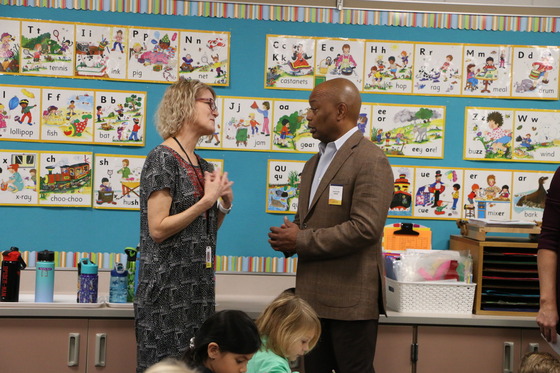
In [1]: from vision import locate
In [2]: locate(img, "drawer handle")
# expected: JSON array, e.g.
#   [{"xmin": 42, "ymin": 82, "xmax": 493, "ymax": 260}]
[
  {"xmin": 67, "ymin": 333, "xmax": 80, "ymax": 366},
  {"xmin": 503, "ymin": 341, "xmax": 514, "ymax": 373},
  {"xmin": 95, "ymin": 333, "xmax": 107, "ymax": 367}
]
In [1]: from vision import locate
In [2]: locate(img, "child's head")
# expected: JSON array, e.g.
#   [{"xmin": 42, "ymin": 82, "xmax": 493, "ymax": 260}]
[
  {"xmin": 122, "ymin": 159, "xmax": 129, "ymax": 166},
  {"xmin": 145, "ymin": 358, "xmax": 196, "ymax": 373},
  {"xmin": 502, "ymin": 185, "xmax": 509, "ymax": 191},
  {"xmin": 487, "ymin": 111, "xmax": 504, "ymax": 127},
  {"xmin": 388, "ymin": 56, "xmax": 395, "ymax": 63},
  {"xmin": 446, "ymin": 55, "xmax": 453, "ymax": 61},
  {"xmin": 342, "ymin": 44, "xmax": 351, "ymax": 53},
  {"xmin": 256, "ymin": 289, "xmax": 321, "ymax": 362},
  {"xmin": 467, "ymin": 63, "xmax": 476, "ymax": 72},
  {"xmin": 519, "ymin": 351, "xmax": 560, "ymax": 373},
  {"xmin": 453, "ymin": 183, "xmax": 460, "ymax": 191},
  {"xmin": 262, "ymin": 101, "xmax": 270, "ymax": 110},
  {"xmin": 182, "ymin": 310, "xmax": 261, "ymax": 373},
  {"xmin": 486, "ymin": 56, "xmax": 494, "ymax": 64}
]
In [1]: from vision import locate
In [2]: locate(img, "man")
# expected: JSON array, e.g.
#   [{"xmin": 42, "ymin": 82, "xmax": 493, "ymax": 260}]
[{"xmin": 268, "ymin": 78, "xmax": 393, "ymax": 373}]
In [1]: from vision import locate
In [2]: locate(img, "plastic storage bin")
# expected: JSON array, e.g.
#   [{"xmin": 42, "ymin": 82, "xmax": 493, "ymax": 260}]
[{"xmin": 385, "ymin": 277, "xmax": 476, "ymax": 314}]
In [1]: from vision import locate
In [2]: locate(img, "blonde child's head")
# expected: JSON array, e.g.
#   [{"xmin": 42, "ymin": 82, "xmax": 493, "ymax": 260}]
[
  {"xmin": 145, "ymin": 358, "xmax": 196, "ymax": 373},
  {"xmin": 520, "ymin": 351, "xmax": 560, "ymax": 373},
  {"xmin": 256, "ymin": 288, "xmax": 321, "ymax": 362}
]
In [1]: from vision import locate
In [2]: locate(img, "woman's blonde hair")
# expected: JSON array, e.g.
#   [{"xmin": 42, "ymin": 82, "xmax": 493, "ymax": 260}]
[
  {"xmin": 155, "ymin": 78, "xmax": 215, "ymax": 139},
  {"xmin": 520, "ymin": 352, "xmax": 560, "ymax": 373},
  {"xmin": 256, "ymin": 289, "xmax": 321, "ymax": 358},
  {"xmin": 145, "ymin": 358, "xmax": 197, "ymax": 373}
]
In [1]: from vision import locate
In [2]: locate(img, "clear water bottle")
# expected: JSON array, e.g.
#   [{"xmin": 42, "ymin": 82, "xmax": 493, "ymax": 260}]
[
  {"xmin": 35, "ymin": 250, "xmax": 55, "ymax": 302},
  {"xmin": 109, "ymin": 262, "xmax": 128, "ymax": 303},
  {"xmin": 78, "ymin": 258, "xmax": 98, "ymax": 303}
]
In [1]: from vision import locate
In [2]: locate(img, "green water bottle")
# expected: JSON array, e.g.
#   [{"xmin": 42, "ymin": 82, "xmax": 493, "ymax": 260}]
[{"xmin": 124, "ymin": 246, "xmax": 138, "ymax": 302}]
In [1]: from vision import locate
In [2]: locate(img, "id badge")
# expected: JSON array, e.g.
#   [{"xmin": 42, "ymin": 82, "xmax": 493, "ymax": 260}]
[
  {"xmin": 206, "ymin": 246, "xmax": 213, "ymax": 268},
  {"xmin": 328, "ymin": 184, "xmax": 343, "ymax": 205}
]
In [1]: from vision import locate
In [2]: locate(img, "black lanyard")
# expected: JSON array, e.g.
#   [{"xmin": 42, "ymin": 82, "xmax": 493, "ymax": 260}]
[{"xmin": 172, "ymin": 136, "xmax": 204, "ymax": 191}]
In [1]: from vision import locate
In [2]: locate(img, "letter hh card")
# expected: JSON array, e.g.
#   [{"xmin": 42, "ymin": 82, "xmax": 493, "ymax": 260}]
[{"xmin": 363, "ymin": 41, "xmax": 414, "ymax": 94}]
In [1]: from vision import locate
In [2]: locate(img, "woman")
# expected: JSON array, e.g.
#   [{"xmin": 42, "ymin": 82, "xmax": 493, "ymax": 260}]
[
  {"xmin": 537, "ymin": 167, "xmax": 560, "ymax": 344},
  {"xmin": 135, "ymin": 78, "xmax": 234, "ymax": 372}
]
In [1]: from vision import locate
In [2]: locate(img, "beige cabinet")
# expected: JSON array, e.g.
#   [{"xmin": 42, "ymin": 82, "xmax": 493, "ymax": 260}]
[
  {"xmin": 375, "ymin": 325, "xmax": 415, "ymax": 373},
  {"xmin": 0, "ymin": 318, "xmax": 136, "ymax": 373}
]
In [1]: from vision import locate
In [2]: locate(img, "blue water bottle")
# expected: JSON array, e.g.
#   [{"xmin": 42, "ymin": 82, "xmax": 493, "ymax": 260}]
[
  {"xmin": 109, "ymin": 262, "xmax": 128, "ymax": 303},
  {"xmin": 78, "ymin": 258, "xmax": 98, "ymax": 303},
  {"xmin": 35, "ymin": 250, "xmax": 55, "ymax": 302}
]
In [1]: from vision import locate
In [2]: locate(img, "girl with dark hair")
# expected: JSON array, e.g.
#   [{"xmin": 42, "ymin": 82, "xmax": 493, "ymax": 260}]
[{"xmin": 182, "ymin": 310, "xmax": 261, "ymax": 373}]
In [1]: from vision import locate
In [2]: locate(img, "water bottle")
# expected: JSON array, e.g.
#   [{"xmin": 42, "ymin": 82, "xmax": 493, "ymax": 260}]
[
  {"xmin": 109, "ymin": 262, "xmax": 128, "ymax": 303},
  {"xmin": 124, "ymin": 246, "xmax": 138, "ymax": 302},
  {"xmin": 35, "ymin": 250, "xmax": 55, "ymax": 302},
  {"xmin": 78, "ymin": 258, "xmax": 98, "ymax": 303},
  {"xmin": 1, "ymin": 247, "xmax": 27, "ymax": 302}
]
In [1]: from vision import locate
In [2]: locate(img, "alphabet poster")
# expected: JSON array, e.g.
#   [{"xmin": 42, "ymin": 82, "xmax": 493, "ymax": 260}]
[
  {"xmin": 93, "ymin": 91, "xmax": 146, "ymax": 145},
  {"xmin": 179, "ymin": 31, "xmax": 230, "ymax": 85},
  {"xmin": 463, "ymin": 169, "xmax": 513, "ymax": 221},
  {"xmin": 272, "ymin": 99, "xmax": 318, "ymax": 153},
  {"xmin": 0, "ymin": 150, "xmax": 39, "ymax": 205},
  {"xmin": 38, "ymin": 151, "xmax": 92, "ymax": 207},
  {"xmin": 389, "ymin": 166, "xmax": 415, "ymax": 217},
  {"xmin": 75, "ymin": 24, "xmax": 127, "ymax": 79},
  {"xmin": 0, "ymin": 85, "xmax": 41, "ymax": 141},
  {"xmin": 314, "ymin": 38, "xmax": 364, "ymax": 88},
  {"xmin": 511, "ymin": 171, "xmax": 551, "ymax": 221},
  {"xmin": 412, "ymin": 43, "xmax": 464, "ymax": 96},
  {"xmin": 370, "ymin": 104, "xmax": 445, "ymax": 158},
  {"xmin": 266, "ymin": 160, "xmax": 305, "ymax": 214},
  {"xmin": 93, "ymin": 154, "xmax": 145, "ymax": 210},
  {"xmin": 21, "ymin": 20, "xmax": 75, "ymax": 76},
  {"xmin": 464, "ymin": 107, "xmax": 560, "ymax": 163},
  {"xmin": 220, "ymin": 97, "xmax": 272, "ymax": 151},
  {"xmin": 363, "ymin": 41, "xmax": 414, "ymax": 94},
  {"xmin": 462, "ymin": 45, "xmax": 512, "ymax": 97},
  {"xmin": 128, "ymin": 26, "xmax": 179, "ymax": 83},
  {"xmin": 265, "ymin": 35, "xmax": 315, "ymax": 90},
  {"xmin": 511, "ymin": 46, "xmax": 559, "ymax": 99},
  {"xmin": 0, "ymin": 19, "xmax": 21, "ymax": 73},
  {"xmin": 414, "ymin": 167, "xmax": 464, "ymax": 219}
]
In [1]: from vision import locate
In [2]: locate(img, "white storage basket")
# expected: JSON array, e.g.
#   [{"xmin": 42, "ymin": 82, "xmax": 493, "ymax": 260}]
[{"xmin": 385, "ymin": 277, "xmax": 476, "ymax": 314}]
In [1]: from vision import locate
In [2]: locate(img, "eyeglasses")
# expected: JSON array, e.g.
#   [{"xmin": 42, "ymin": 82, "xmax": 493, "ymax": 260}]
[{"xmin": 196, "ymin": 98, "xmax": 218, "ymax": 112}]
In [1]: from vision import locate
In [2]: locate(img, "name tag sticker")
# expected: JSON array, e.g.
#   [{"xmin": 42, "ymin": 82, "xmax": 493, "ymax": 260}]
[{"xmin": 328, "ymin": 184, "xmax": 343, "ymax": 205}]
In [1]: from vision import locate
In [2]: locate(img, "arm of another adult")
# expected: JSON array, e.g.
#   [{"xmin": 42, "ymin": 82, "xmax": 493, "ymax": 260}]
[
  {"xmin": 537, "ymin": 167, "xmax": 560, "ymax": 343},
  {"xmin": 148, "ymin": 170, "xmax": 233, "ymax": 243}
]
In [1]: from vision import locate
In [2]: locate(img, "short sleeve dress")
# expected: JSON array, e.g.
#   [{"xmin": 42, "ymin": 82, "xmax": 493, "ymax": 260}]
[{"xmin": 134, "ymin": 145, "xmax": 217, "ymax": 372}]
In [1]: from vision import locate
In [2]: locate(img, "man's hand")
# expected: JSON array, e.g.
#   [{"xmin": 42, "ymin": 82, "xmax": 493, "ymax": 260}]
[{"xmin": 268, "ymin": 216, "xmax": 299, "ymax": 256}]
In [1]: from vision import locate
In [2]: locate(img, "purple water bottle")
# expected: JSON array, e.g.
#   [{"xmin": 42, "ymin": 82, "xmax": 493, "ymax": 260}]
[{"xmin": 78, "ymin": 258, "xmax": 98, "ymax": 303}]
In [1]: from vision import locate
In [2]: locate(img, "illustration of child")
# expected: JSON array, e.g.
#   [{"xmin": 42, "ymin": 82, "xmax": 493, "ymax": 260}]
[
  {"xmin": 96, "ymin": 106, "xmax": 103, "ymax": 122},
  {"xmin": 385, "ymin": 131, "xmax": 391, "ymax": 146},
  {"xmin": 99, "ymin": 177, "xmax": 112, "ymax": 192},
  {"xmin": 6, "ymin": 164, "xmax": 23, "ymax": 192},
  {"xmin": 440, "ymin": 55, "xmax": 453, "ymax": 73},
  {"xmin": 181, "ymin": 54, "xmax": 194, "ymax": 72},
  {"xmin": 467, "ymin": 183, "xmax": 480, "ymax": 205},
  {"xmin": 116, "ymin": 124, "xmax": 125, "ymax": 140},
  {"xmin": 368, "ymin": 65, "xmax": 382, "ymax": 88},
  {"xmin": 32, "ymin": 43, "xmax": 42, "ymax": 63},
  {"xmin": 465, "ymin": 63, "xmax": 479, "ymax": 91},
  {"xmin": 452, "ymin": 183, "xmax": 460, "ymax": 210},
  {"xmin": 115, "ymin": 104, "xmax": 124, "ymax": 119},
  {"xmin": 27, "ymin": 168, "xmax": 36, "ymax": 191},
  {"xmin": 387, "ymin": 56, "xmax": 401, "ymax": 79},
  {"xmin": 400, "ymin": 50, "xmax": 409, "ymax": 68},
  {"xmin": 67, "ymin": 100, "xmax": 76, "ymax": 117},
  {"xmin": 499, "ymin": 51, "xmax": 506, "ymax": 69},
  {"xmin": 0, "ymin": 32, "xmax": 14, "ymax": 59},
  {"xmin": 497, "ymin": 185, "xmax": 510, "ymax": 201},
  {"xmin": 59, "ymin": 40, "xmax": 72, "ymax": 58},
  {"xmin": 0, "ymin": 103, "xmax": 8, "ymax": 136},
  {"xmin": 128, "ymin": 118, "xmax": 141, "ymax": 141},
  {"xmin": 249, "ymin": 113, "xmax": 259, "ymax": 136},
  {"xmin": 375, "ymin": 128, "xmax": 383, "ymax": 143},
  {"xmin": 376, "ymin": 56, "xmax": 385, "ymax": 74},
  {"xmin": 480, "ymin": 56, "xmax": 496, "ymax": 75},
  {"xmin": 17, "ymin": 99, "xmax": 36, "ymax": 125},
  {"xmin": 111, "ymin": 29, "xmax": 124, "ymax": 53},
  {"xmin": 528, "ymin": 53, "xmax": 553, "ymax": 90},
  {"xmin": 256, "ymin": 101, "xmax": 270, "ymax": 136},
  {"xmin": 279, "ymin": 119, "xmax": 290, "ymax": 146},
  {"xmin": 117, "ymin": 159, "xmax": 131, "ymax": 196},
  {"xmin": 130, "ymin": 42, "xmax": 145, "ymax": 60},
  {"xmin": 335, "ymin": 43, "xmax": 357, "ymax": 74},
  {"xmin": 357, "ymin": 114, "xmax": 368, "ymax": 135},
  {"xmin": 211, "ymin": 54, "xmax": 224, "ymax": 77},
  {"xmin": 520, "ymin": 133, "xmax": 534, "ymax": 150},
  {"xmin": 395, "ymin": 132, "xmax": 404, "ymax": 145},
  {"xmin": 485, "ymin": 111, "xmax": 511, "ymax": 153}
]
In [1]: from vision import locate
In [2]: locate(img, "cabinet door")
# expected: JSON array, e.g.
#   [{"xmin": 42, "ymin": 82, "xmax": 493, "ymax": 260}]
[
  {"xmin": 87, "ymin": 319, "xmax": 136, "ymax": 372},
  {"xmin": 0, "ymin": 318, "xmax": 88, "ymax": 373},
  {"xmin": 417, "ymin": 326, "xmax": 521, "ymax": 373},
  {"xmin": 521, "ymin": 329, "xmax": 557, "ymax": 357},
  {"xmin": 374, "ymin": 325, "xmax": 414, "ymax": 373}
]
